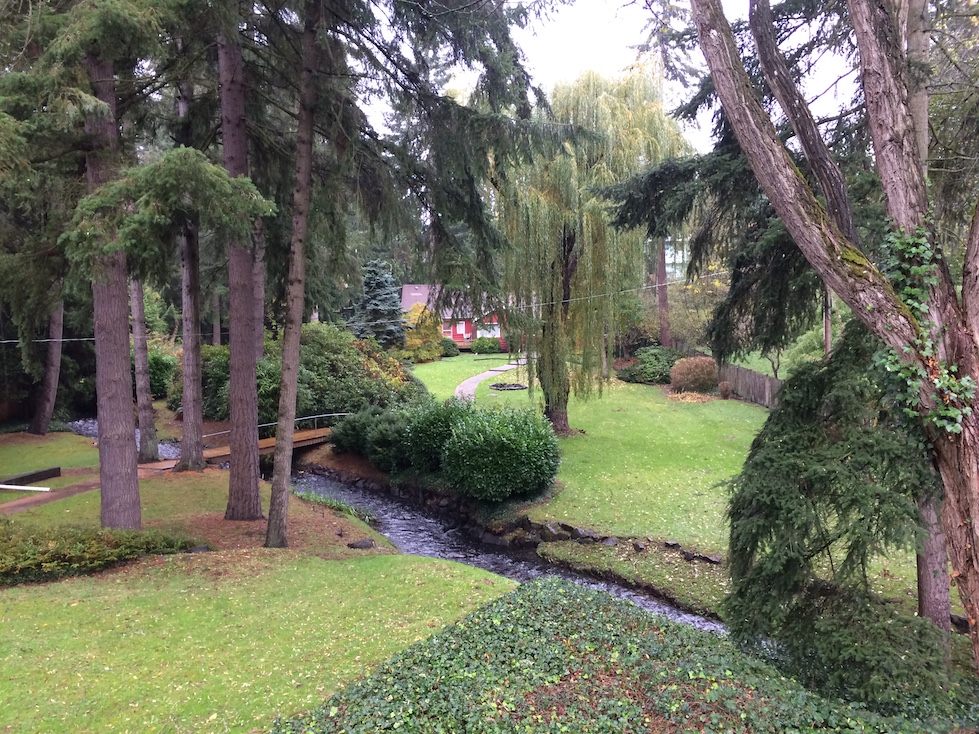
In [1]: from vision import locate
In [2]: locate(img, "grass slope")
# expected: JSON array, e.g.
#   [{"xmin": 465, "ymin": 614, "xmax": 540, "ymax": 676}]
[
  {"xmin": 0, "ymin": 554, "xmax": 512, "ymax": 733},
  {"xmin": 411, "ymin": 360, "xmax": 952, "ymax": 624}
]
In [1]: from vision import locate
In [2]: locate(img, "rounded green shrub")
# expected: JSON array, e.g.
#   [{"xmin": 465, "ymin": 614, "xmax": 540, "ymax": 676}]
[
  {"xmin": 330, "ymin": 407, "xmax": 384, "ymax": 455},
  {"xmin": 471, "ymin": 336, "xmax": 501, "ymax": 354},
  {"xmin": 670, "ymin": 356, "xmax": 718, "ymax": 393},
  {"xmin": 440, "ymin": 337, "xmax": 460, "ymax": 357},
  {"xmin": 616, "ymin": 345, "xmax": 681, "ymax": 384},
  {"xmin": 442, "ymin": 407, "xmax": 560, "ymax": 501},
  {"xmin": 147, "ymin": 348, "xmax": 177, "ymax": 399},
  {"xmin": 364, "ymin": 410, "xmax": 412, "ymax": 473},
  {"xmin": 405, "ymin": 398, "xmax": 473, "ymax": 473}
]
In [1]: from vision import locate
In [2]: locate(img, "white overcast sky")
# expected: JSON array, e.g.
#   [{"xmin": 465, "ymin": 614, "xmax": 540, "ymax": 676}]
[
  {"xmin": 512, "ymin": 0, "xmax": 852, "ymax": 153},
  {"xmin": 512, "ymin": 0, "xmax": 719, "ymax": 150}
]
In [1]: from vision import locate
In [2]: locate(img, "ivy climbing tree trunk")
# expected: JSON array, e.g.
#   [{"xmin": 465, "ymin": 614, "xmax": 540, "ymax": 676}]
[
  {"xmin": 84, "ymin": 53, "xmax": 141, "ymax": 530},
  {"xmin": 218, "ymin": 24, "xmax": 263, "ymax": 521},
  {"xmin": 748, "ymin": 0, "xmax": 949, "ymax": 641},
  {"xmin": 130, "ymin": 279, "xmax": 159, "ymax": 463},
  {"xmin": 689, "ymin": 0, "xmax": 979, "ymax": 669},
  {"xmin": 28, "ymin": 300, "xmax": 63, "ymax": 436},
  {"xmin": 266, "ymin": 0, "xmax": 321, "ymax": 548}
]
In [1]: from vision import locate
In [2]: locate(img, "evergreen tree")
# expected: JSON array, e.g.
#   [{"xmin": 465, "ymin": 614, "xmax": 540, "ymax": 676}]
[
  {"xmin": 685, "ymin": 0, "xmax": 979, "ymax": 667},
  {"xmin": 349, "ymin": 260, "xmax": 406, "ymax": 350}
]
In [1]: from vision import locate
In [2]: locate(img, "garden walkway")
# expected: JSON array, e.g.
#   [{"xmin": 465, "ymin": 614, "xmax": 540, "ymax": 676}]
[{"xmin": 453, "ymin": 357, "xmax": 526, "ymax": 399}]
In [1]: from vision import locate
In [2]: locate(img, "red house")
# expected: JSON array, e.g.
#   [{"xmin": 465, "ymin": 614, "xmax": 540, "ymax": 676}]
[{"xmin": 400, "ymin": 284, "xmax": 505, "ymax": 350}]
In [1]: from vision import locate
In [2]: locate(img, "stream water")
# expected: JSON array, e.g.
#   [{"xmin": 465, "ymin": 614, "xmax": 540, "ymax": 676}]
[
  {"xmin": 65, "ymin": 420, "xmax": 722, "ymax": 632},
  {"xmin": 294, "ymin": 471, "xmax": 725, "ymax": 634}
]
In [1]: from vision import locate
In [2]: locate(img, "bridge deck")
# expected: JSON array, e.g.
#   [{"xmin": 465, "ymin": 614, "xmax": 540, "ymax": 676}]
[{"xmin": 202, "ymin": 427, "xmax": 331, "ymax": 463}]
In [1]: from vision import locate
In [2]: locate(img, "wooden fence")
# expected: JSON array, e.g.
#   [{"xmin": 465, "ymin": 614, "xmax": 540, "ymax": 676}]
[{"xmin": 718, "ymin": 363, "xmax": 782, "ymax": 409}]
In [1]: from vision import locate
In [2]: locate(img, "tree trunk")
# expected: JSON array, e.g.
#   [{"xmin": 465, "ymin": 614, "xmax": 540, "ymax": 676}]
[
  {"xmin": 174, "ymin": 215, "xmax": 206, "ymax": 471},
  {"xmin": 539, "ymin": 302, "xmax": 572, "ymax": 434},
  {"xmin": 130, "ymin": 279, "xmax": 159, "ymax": 463},
  {"xmin": 28, "ymin": 300, "xmax": 63, "ymax": 436},
  {"xmin": 172, "ymin": 70, "xmax": 206, "ymax": 473},
  {"xmin": 656, "ymin": 240, "xmax": 671, "ymax": 347},
  {"xmin": 267, "ymin": 0, "xmax": 321, "ymax": 548},
  {"xmin": 219, "ymin": 27, "xmax": 263, "ymax": 520},
  {"xmin": 917, "ymin": 492, "xmax": 951, "ymax": 660},
  {"xmin": 934, "ymin": 428, "xmax": 979, "ymax": 668},
  {"xmin": 690, "ymin": 0, "xmax": 978, "ymax": 667},
  {"xmin": 84, "ymin": 52, "xmax": 140, "ymax": 530},
  {"xmin": 822, "ymin": 288, "xmax": 832, "ymax": 357}
]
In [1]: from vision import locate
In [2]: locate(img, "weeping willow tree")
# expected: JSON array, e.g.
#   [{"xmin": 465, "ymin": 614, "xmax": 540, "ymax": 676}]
[{"xmin": 498, "ymin": 67, "xmax": 689, "ymax": 432}]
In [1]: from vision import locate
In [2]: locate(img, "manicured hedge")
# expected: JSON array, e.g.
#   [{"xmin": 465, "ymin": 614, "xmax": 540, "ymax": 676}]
[
  {"xmin": 442, "ymin": 407, "xmax": 559, "ymax": 501},
  {"xmin": 331, "ymin": 400, "xmax": 560, "ymax": 502},
  {"xmin": 670, "ymin": 356, "xmax": 718, "ymax": 393},
  {"xmin": 272, "ymin": 579, "xmax": 938, "ymax": 733},
  {"xmin": 471, "ymin": 336, "xmax": 501, "ymax": 354}
]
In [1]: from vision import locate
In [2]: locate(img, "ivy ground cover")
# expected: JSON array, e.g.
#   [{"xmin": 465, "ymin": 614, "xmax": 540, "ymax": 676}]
[{"xmin": 274, "ymin": 578, "xmax": 955, "ymax": 733}]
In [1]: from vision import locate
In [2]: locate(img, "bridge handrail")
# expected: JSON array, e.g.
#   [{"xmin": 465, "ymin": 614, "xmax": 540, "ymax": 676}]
[{"xmin": 201, "ymin": 412, "xmax": 351, "ymax": 439}]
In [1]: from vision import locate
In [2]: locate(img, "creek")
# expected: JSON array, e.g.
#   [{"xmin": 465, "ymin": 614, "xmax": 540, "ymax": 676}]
[{"xmin": 294, "ymin": 471, "xmax": 725, "ymax": 634}]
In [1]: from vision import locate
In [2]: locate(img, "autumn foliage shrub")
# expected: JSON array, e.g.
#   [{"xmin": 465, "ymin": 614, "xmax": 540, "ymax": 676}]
[
  {"xmin": 670, "ymin": 356, "xmax": 718, "ymax": 393},
  {"xmin": 168, "ymin": 323, "xmax": 426, "ymax": 421},
  {"xmin": 395, "ymin": 305, "xmax": 444, "ymax": 364}
]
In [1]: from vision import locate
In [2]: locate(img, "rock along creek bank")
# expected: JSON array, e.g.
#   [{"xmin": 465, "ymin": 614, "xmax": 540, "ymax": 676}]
[{"xmin": 295, "ymin": 462, "xmax": 725, "ymax": 634}]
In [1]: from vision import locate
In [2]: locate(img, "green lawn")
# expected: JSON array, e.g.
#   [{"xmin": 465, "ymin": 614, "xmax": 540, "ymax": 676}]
[
  {"xmin": 411, "ymin": 353, "xmax": 514, "ymax": 400},
  {"xmin": 0, "ymin": 432, "xmax": 99, "ymax": 476},
  {"xmin": 0, "ymin": 554, "xmax": 512, "ymax": 733},
  {"xmin": 472, "ymin": 378, "xmax": 766, "ymax": 553},
  {"xmin": 412, "ymin": 360, "xmax": 942, "ymax": 621}
]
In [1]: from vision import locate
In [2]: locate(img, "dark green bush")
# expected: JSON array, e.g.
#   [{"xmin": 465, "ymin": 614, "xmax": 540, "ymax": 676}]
[
  {"xmin": 405, "ymin": 398, "xmax": 472, "ymax": 473},
  {"xmin": 616, "ymin": 345, "xmax": 681, "ymax": 384},
  {"xmin": 329, "ymin": 407, "xmax": 385, "ymax": 455},
  {"xmin": 147, "ymin": 348, "xmax": 177, "ymax": 399},
  {"xmin": 364, "ymin": 410, "xmax": 412, "ymax": 473},
  {"xmin": 200, "ymin": 344, "xmax": 232, "ymax": 419},
  {"xmin": 670, "ymin": 355, "xmax": 718, "ymax": 393},
  {"xmin": 471, "ymin": 336, "xmax": 501, "ymax": 354},
  {"xmin": 442, "ymin": 407, "xmax": 559, "ymax": 501},
  {"xmin": 773, "ymin": 583, "xmax": 953, "ymax": 719},
  {"xmin": 0, "ymin": 518, "xmax": 195, "ymax": 585},
  {"xmin": 440, "ymin": 337, "xmax": 460, "ymax": 357}
]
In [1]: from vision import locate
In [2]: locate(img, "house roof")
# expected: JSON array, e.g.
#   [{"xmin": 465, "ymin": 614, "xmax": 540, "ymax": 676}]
[
  {"xmin": 402, "ymin": 284, "xmax": 494, "ymax": 321},
  {"xmin": 400, "ymin": 284, "xmax": 432, "ymax": 313}
]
